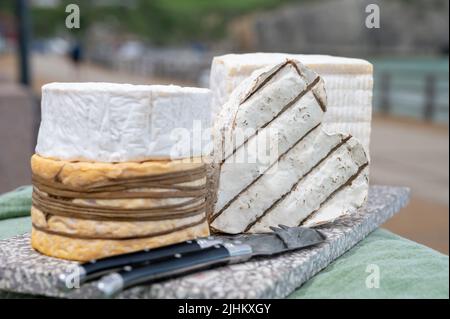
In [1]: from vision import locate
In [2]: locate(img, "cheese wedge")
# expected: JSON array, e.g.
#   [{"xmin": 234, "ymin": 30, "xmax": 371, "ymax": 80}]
[
  {"xmin": 210, "ymin": 60, "xmax": 369, "ymax": 234},
  {"xmin": 210, "ymin": 53, "xmax": 373, "ymax": 155}
]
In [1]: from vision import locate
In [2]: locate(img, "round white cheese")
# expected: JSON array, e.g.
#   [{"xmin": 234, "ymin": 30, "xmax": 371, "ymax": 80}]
[{"xmin": 36, "ymin": 82, "xmax": 212, "ymax": 162}]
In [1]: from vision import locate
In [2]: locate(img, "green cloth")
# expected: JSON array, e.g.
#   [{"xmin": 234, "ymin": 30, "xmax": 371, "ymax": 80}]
[
  {"xmin": 0, "ymin": 186, "xmax": 448, "ymax": 299},
  {"xmin": 0, "ymin": 216, "xmax": 31, "ymax": 240},
  {"xmin": 289, "ymin": 229, "xmax": 449, "ymax": 299},
  {"xmin": 0, "ymin": 185, "xmax": 32, "ymax": 221}
]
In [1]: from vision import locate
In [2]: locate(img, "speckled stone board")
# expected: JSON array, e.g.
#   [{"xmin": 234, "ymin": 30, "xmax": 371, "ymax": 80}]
[{"xmin": 0, "ymin": 185, "xmax": 409, "ymax": 299}]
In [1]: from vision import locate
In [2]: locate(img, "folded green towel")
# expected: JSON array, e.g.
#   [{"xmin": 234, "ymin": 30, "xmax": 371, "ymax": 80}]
[
  {"xmin": 0, "ymin": 216, "xmax": 31, "ymax": 240},
  {"xmin": 289, "ymin": 228, "xmax": 449, "ymax": 299},
  {"xmin": 0, "ymin": 185, "xmax": 32, "ymax": 221}
]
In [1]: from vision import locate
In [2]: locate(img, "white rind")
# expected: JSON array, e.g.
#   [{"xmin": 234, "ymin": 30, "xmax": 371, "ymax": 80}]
[
  {"xmin": 212, "ymin": 61, "xmax": 326, "ymax": 215},
  {"xmin": 212, "ymin": 128, "xmax": 348, "ymax": 233},
  {"xmin": 211, "ymin": 58, "xmax": 370, "ymax": 234},
  {"xmin": 301, "ymin": 166, "xmax": 369, "ymax": 227},
  {"xmin": 215, "ymin": 91, "xmax": 325, "ymax": 213},
  {"xmin": 36, "ymin": 82, "xmax": 212, "ymax": 162},
  {"xmin": 210, "ymin": 53, "xmax": 373, "ymax": 155},
  {"xmin": 248, "ymin": 138, "xmax": 368, "ymax": 233}
]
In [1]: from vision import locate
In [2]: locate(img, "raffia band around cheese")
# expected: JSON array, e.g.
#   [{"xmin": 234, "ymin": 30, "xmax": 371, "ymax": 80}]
[{"xmin": 30, "ymin": 154, "xmax": 209, "ymax": 261}]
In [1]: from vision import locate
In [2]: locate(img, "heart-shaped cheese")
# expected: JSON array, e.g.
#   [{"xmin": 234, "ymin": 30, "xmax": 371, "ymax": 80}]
[{"xmin": 209, "ymin": 60, "xmax": 369, "ymax": 234}]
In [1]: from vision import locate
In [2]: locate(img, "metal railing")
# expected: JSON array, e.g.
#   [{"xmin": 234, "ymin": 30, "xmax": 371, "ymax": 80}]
[{"xmin": 374, "ymin": 70, "xmax": 449, "ymax": 123}]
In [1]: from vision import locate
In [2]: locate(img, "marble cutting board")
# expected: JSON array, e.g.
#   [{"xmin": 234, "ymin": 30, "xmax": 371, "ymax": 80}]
[{"xmin": 0, "ymin": 185, "xmax": 410, "ymax": 299}]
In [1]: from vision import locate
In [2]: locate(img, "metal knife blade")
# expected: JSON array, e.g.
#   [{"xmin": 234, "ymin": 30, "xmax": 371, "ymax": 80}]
[
  {"xmin": 222, "ymin": 225, "xmax": 325, "ymax": 256},
  {"xmin": 96, "ymin": 226, "xmax": 325, "ymax": 297}
]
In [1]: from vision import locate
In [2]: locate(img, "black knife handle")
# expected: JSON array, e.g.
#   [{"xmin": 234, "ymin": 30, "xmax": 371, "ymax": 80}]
[
  {"xmin": 97, "ymin": 243, "xmax": 252, "ymax": 297},
  {"xmin": 82, "ymin": 241, "xmax": 203, "ymax": 277},
  {"xmin": 57, "ymin": 238, "xmax": 222, "ymax": 290}
]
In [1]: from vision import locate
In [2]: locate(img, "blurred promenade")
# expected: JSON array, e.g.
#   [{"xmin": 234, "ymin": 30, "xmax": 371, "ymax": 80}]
[
  {"xmin": 371, "ymin": 116, "xmax": 449, "ymax": 254},
  {"xmin": 0, "ymin": 53, "xmax": 188, "ymax": 93},
  {"xmin": 0, "ymin": 53, "xmax": 448, "ymax": 254}
]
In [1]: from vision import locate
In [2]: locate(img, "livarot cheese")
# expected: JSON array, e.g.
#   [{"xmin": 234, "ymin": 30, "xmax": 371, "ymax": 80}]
[{"xmin": 31, "ymin": 83, "xmax": 211, "ymax": 261}]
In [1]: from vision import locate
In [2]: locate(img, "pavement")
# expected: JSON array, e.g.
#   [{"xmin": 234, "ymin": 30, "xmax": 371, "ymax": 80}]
[
  {"xmin": 371, "ymin": 116, "xmax": 449, "ymax": 254},
  {"xmin": 371, "ymin": 116, "xmax": 449, "ymax": 207},
  {"xmin": 0, "ymin": 83, "xmax": 35, "ymax": 194}
]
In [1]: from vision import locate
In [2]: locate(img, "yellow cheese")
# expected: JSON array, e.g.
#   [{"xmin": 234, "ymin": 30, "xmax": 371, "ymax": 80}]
[{"xmin": 30, "ymin": 154, "xmax": 209, "ymax": 261}]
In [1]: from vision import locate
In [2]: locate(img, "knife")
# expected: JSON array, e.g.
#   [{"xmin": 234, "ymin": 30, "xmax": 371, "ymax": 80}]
[
  {"xmin": 96, "ymin": 225, "xmax": 325, "ymax": 297},
  {"xmin": 57, "ymin": 237, "xmax": 223, "ymax": 290}
]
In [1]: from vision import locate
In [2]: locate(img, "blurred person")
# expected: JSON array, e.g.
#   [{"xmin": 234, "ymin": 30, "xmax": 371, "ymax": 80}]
[{"xmin": 68, "ymin": 40, "xmax": 83, "ymax": 80}]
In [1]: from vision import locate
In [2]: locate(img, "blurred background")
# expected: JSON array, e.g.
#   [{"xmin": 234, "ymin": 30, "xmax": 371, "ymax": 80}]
[{"xmin": 0, "ymin": 0, "xmax": 448, "ymax": 253}]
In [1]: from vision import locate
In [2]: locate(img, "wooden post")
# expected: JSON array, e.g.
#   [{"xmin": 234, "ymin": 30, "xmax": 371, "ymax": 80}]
[
  {"xmin": 380, "ymin": 72, "xmax": 391, "ymax": 115},
  {"xmin": 424, "ymin": 74, "xmax": 436, "ymax": 121}
]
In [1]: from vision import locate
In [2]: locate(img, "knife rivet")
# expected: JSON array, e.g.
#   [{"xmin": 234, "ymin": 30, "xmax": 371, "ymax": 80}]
[
  {"xmin": 186, "ymin": 240, "xmax": 192, "ymax": 244},
  {"xmin": 174, "ymin": 253, "xmax": 182, "ymax": 258},
  {"xmin": 124, "ymin": 266, "xmax": 132, "ymax": 272},
  {"xmin": 214, "ymin": 244, "xmax": 221, "ymax": 249}
]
